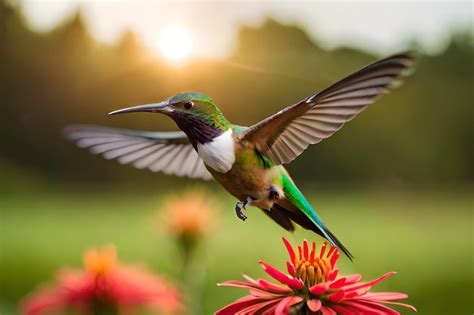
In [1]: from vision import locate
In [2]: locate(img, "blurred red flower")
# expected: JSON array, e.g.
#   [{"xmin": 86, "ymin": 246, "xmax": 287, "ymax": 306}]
[
  {"xmin": 216, "ymin": 238, "xmax": 416, "ymax": 315},
  {"xmin": 21, "ymin": 246, "xmax": 182, "ymax": 315}
]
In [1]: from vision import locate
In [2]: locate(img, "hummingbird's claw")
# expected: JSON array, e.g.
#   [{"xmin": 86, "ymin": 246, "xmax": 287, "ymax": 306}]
[
  {"xmin": 235, "ymin": 201, "xmax": 247, "ymax": 221},
  {"xmin": 235, "ymin": 196, "xmax": 255, "ymax": 222}
]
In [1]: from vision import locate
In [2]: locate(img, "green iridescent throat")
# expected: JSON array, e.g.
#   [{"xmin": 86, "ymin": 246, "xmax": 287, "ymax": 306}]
[
  {"xmin": 170, "ymin": 92, "xmax": 231, "ymax": 131},
  {"xmin": 194, "ymin": 105, "xmax": 231, "ymax": 131}
]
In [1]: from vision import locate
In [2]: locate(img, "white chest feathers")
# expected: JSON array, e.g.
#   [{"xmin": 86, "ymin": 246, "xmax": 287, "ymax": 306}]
[{"xmin": 197, "ymin": 129, "xmax": 235, "ymax": 173}]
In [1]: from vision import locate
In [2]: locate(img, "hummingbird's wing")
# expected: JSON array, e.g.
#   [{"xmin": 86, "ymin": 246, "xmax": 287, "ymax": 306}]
[
  {"xmin": 239, "ymin": 52, "xmax": 415, "ymax": 165},
  {"xmin": 64, "ymin": 125, "xmax": 213, "ymax": 180}
]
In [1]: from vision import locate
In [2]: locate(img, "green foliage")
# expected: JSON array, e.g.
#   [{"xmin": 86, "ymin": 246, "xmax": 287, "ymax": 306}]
[{"xmin": 0, "ymin": 2, "xmax": 472, "ymax": 185}]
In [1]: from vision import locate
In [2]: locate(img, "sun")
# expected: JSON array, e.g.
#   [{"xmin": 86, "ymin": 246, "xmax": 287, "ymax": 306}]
[{"xmin": 157, "ymin": 26, "xmax": 193, "ymax": 64}]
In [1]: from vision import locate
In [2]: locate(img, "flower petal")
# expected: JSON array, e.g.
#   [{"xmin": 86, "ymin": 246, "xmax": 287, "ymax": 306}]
[
  {"xmin": 259, "ymin": 260, "xmax": 304, "ymax": 289},
  {"xmin": 330, "ymin": 274, "xmax": 362, "ymax": 289},
  {"xmin": 378, "ymin": 301, "xmax": 417, "ymax": 312},
  {"xmin": 344, "ymin": 272, "xmax": 396, "ymax": 292},
  {"xmin": 20, "ymin": 288, "xmax": 66, "ymax": 315},
  {"xmin": 242, "ymin": 274, "xmax": 260, "ymax": 285},
  {"xmin": 237, "ymin": 298, "xmax": 282, "ymax": 315},
  {"xmin": 342, "ymin": 301, "xmax": 387, "ymax": 315},
  {"xmin": 258, "ymin": 279, "xmax": 292, "ymax": 294},
  {"xmin": 214, "ymin": 295, "xmax": 265, "ymax": 315},
  {"xmin": 303, "ymin": 240, "xmax": 309, "ymax": 260},
  {"xmin": 309, "ymin": 283, "xmax": 329, "ymax": 295},
  {"xmin": 329, "ymin": 249, "xmax": 339, "ymax": 267},
  {"xmin": 344, "ymin": 291, "xmax": 363, "ymax": 299},
  {"xmin": 331, "ymin": 304, "xmax": 360, "ymax": 315},
  {"xmin": 218, "ymin": 280, "xmax": 262, "ymax": 291},
  {"xmin": 310, "ymin": 242, "xmax": 316, "ymax": 263},
  {"xmin": 307, "ymin": 299, "xmax": 322, "ymax": 312},
  {"xmin": 328, "ymin": 277, "xmax": 347, "ymax": 290},
  {"xmin": 286, "ymin": 262, "xmax": 296, "ymax": 276},
  {"xmin": 354, "ymin": 298, "xmax": 417, "ymax": 312},
  {"xmin": 361, "ymin": 292, "xmax": 408, "ymax": 301},
  {"xmin": 218, "ymin": 279, "xmax": 281, "ymax": 298},
  {"xmin": 319, "ymin": 242, "xmax": 327, "ymax": 258},
  {"xmin": 248, "ymin": 289, "xmax": 279, "ymax": 298},
  {"xmin": 320, "ymin": 305, "xmax": 337, "ymax": 315},
  {"xmin": 327, "ymin": 289, "xmax": 345, "ymax": 303},
  {"xmin": 282, "ymin": 237, "xmax": 296, "ymax": 262},
  {"xmin": 328, "ymin": 269, "xmax": 339, "ymax": 282},
  {"xmin": 349, "ymin": 300, "xmax": 401, "ymax": 315},
  {"xmin": 275, "ymin": 296, "xmax": 303, "ymax": 315},
  {"xmin": 261, "ymin": 301, "xmax": 284, "ymax": 315}
]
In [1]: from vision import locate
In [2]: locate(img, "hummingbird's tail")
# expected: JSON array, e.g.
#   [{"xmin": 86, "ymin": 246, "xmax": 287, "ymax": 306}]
[
  {"xmin": 279, "ymin": 173, "xmax": 354, "ymax": 260},
  {"xmin": 320, "ymin": 223, "xmax": 354, "ymax": 261},
  {"xmin": 273, "ymin": 202, "xmax": 354, "ymax": 261}
]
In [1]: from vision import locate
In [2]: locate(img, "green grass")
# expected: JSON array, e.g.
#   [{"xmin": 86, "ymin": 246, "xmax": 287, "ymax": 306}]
[{"xmin": 0, "ymin": 187, "xmax": 472, "ymax": 314}]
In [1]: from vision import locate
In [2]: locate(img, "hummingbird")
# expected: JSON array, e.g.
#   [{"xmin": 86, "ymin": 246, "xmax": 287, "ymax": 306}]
[{"xmin": 66, "ymin": 53, "xmax": 414, "ymax": 259}]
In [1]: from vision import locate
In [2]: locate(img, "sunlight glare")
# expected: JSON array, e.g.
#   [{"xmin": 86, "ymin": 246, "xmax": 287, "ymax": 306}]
[{"xmin": 157, "ymin": 26, "xmax": 193, "ymax": 64}]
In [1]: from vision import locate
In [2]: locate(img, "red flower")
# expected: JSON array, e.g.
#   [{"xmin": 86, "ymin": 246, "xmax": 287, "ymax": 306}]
[
  {"xmin": 216, "ymin": 238, "xmax": 416, "ymax": 315},
  {"xmin": 21, "ymin": 246, "xmax": 182, "ymax": 315}
]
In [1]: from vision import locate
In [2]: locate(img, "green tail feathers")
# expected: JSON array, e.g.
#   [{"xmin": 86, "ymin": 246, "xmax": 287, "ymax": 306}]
[
  {"xmin": 281, "ymin": 173, "xmax": 354, "ymax": 260},
  {"xmin": 321, "ymin": 224, "xmax": 354, "ymax": 261}
]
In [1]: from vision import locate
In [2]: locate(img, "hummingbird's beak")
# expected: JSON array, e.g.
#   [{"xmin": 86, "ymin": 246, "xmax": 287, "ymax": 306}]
[{"xmin": 108, "ymin": 101, "xmax": 172, "ymax": 116}]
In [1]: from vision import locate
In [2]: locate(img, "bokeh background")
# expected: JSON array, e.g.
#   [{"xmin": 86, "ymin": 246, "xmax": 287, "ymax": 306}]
[{"xmin": 1, "ymin": 0, "xmax": 473, "ymax": 314}]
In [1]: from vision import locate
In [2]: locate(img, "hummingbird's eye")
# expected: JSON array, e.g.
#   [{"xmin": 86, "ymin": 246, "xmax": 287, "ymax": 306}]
[{"xmin": 183, "ymin": 101, "xmax": 194, "ymax": 110}]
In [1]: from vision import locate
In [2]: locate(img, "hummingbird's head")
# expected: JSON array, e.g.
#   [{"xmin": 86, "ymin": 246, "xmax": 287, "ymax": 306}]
[{"xmin": 109, "ymin": 92, "xmax": 230, "ymax": 145}]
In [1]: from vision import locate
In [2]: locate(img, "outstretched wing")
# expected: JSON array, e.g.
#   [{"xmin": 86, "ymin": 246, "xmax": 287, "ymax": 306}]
[
  {"xmin": 240, "ymin": 52, "xmax": 415, "ymax": 165},
  {"xmin": 64, "ymin": 125, "xmax": 213, "ymax": 180}
]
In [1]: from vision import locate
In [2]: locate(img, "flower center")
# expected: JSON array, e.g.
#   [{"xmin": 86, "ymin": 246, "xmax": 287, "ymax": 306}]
[
  {"xmin": 84, "ymin": 246, "xmax": 117, "ymax": 276},
  {"xmin": 294, "ymin": 256, "xmax": 331, "ymax": 287},
  {"xmin": 285, "ymin": 240, "xmax": 339, "ymax": 288}
]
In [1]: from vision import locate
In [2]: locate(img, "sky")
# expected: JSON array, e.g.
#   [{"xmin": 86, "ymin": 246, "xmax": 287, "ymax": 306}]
[{"xmin": 20, "ymin": 0, "xmax": 473, "ymax": 59}]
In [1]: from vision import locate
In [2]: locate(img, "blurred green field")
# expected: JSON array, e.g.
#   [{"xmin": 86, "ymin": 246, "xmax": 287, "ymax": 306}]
[{"xmin": 0, "ymin": 185, "xmax": 472, "ymax": 315}]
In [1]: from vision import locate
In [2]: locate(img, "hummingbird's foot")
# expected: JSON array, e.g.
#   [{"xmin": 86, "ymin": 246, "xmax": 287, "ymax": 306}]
[
  {"xmin": 235, "ymin": 196, "xmax": 254, "ymax": 221},
  {"xmin": 235, "ymin": 201, "xmax": 247, "ymax": 221}
]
